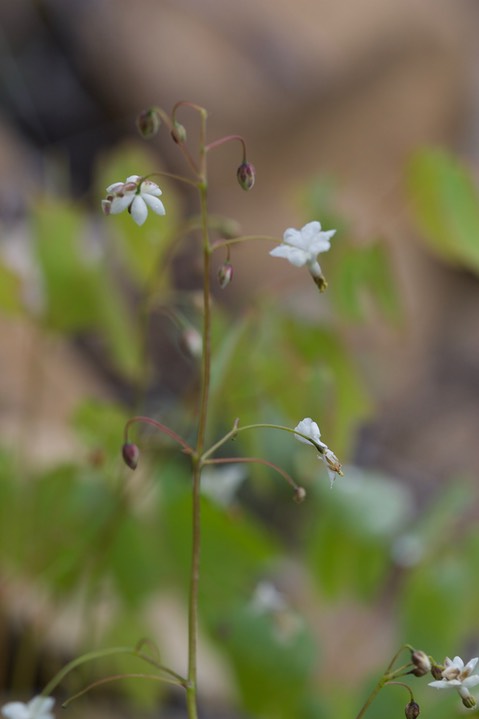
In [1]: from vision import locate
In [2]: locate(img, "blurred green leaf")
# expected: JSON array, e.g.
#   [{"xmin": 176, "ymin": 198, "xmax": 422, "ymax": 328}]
[
  {"xmin": 0, "ymin": 262, "xmax": 25, "ymax": 315},
  {"xmin": 224, "ymin": 605, "xmax": 316, "ymax": 719},
  {"xmin": 407, "ymin": 148, "xmax": 479, "ymax": 272}
]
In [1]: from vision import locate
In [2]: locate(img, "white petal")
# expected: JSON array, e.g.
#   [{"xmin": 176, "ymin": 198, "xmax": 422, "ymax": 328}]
[
  {"xmin": 464, "ymin": 657, "xmax": 479, "ymax": 673},
  {"xmin": 106, "ymin": 181, "xmax": 125, "ymax": 194},
  {"xmin": 140, "ymin": 180, "xmax": 162, "ymax": 197},
  {"xmin": 300, "ymin": 221, "xmax": 322, "ymax": 239},
  {"xmin": 109, "ymin": 195, "xmax": 133, "ymax": 214},
  {"xmin": 282, "ymin": 227, "xmax": 304, "ymax": 248},
  {"xmin": 142, "ymin": 193, "xmax": 166, "ymax": 215},
  {"xmin": 2, "ymin": 703, "xmax": 30, "ymax": 719},
  {"xmin": 126, "ymin": 175, "xmax": 141, "ymax": 183},
  {"xmin": 130, "ymin": 196, "xmax": 148, "ymax": 225},
  {"xmin": 294, "ymin": 418, "xmax": 321, "ymax": 444},
  {"xmin": 270, "ymin": 245, "xmax": 308, "ymax": 267},
  {"xmin": 463, "ymin": 676, "xmax": 479, "ymax": 688},
  {"xmin": 28, "ymin": 698, "xmax": 55, "ymax": 719}
]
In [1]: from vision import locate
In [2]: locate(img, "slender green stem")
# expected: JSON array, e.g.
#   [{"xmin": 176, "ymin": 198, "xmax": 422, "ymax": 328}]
[
  {"xmin": 201, "ymin": 422, "xmax": 302, "ymax": 462},
  {"xmin": 212, "ymin": 234, "xmax": 279, "ymax": 252},
  {"xmin": 185, "ymin": 108, "xmax": 210, "ymax": 719}
]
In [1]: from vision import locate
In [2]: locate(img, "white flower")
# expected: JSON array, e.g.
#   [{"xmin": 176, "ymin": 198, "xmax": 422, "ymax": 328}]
[
  {"xmin": 429, "ymin": 656, "xmax": 479, "ymax": 708},
  {"xmin": 269, "ymin": 221, "xmax": 336, "ymax": 290},
  {"xmin": 102, "ymin": 175, "xmax": 165, "ymax": 226},
  {"xmin": 250, "ymin": 581, "xmax": 288, "ymax": 615},
  {"xmin": 2, "ymin": 696, "xmax": 55, "ymax": 719},
  {"xmin": 294, "ymin": 417, "xmax": 343, "ymax": 487}
]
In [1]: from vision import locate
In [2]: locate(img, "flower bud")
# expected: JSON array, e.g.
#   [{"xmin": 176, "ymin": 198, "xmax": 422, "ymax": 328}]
[
  {"xmin": 411, "ymin": 650, "xmax": 432, "ymax": 677},
  {"xmin": 122, "ymin": 442, "xmax": 140, "ymax": 470},
  {"xmin": 136, "ymin": 108, "xmax": 161, "ymax": 139},
  {"xmin": 218, "ymin": 262, "xmax": 233, "ymax": 289},
  {"xmin": 404, "ymin": 701, "xmax": 420, "ymax": 719},
  {"xmin": 293, "ymin": 486, "xmax": 307, "ymax": 503},
  {"xmin": 236, "ymin": 161, "xmax": 256, "ymax": 191},
  {"xmin": 171, "ymin": 121, "xmax": 187, "ymax": 144}
]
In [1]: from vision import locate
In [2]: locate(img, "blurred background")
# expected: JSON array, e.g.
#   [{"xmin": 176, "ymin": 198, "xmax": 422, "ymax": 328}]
[{"xmin": 1, "ymin": 1, "xmax": 479, "ymax": 718}]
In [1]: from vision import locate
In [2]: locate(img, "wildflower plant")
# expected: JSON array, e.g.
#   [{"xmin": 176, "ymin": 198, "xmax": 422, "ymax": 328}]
[{"xmin": 2, "ymin": 102, "xmax": 479, "ymax": 719}]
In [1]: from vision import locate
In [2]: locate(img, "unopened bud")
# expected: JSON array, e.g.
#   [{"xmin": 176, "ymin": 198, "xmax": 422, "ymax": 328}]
[
  {"xmin": 293, "ymin": 486, "xmax": 307, "ymax": 503},
  {"xmin": 236, "ymin": 161, "xmax": 256, "ymax": 191},
  {"xmin": 430, "ymin": 664, "xmax": 443, "ymax": 680},
  {"xmin": 171, "ymin": 121, "xmax": 187, "ymax": 144},
  {"xmin": 218, "ymin": 263, "xmax": 233, "ymax": 289},
  {"xmin": 405, "ymin": 701, "xmax": 420, "ymax": 719},
  {"xmin": 136, "ymin": 108, "xmax": 161, "ymax": 139},
  {"xmin": 122, "ymin": 442, "xmax": 140, "ymax": 470},
  {"xmin": 411, "ymin": 650, "xmax": 432, "ymax": 677}
]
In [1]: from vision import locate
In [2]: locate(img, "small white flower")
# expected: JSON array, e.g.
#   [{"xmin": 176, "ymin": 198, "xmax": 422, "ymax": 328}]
[
  {"xmin": 429, "ymin": 656, "xmax": 479, "ymax": 708},
  {"xmin": 103, "ymin": 175, "xmax": 165, "ymax": 226},
  {"xmin": 250, "ymin": 581, "xmax": 288, "ymax": 615},
  {"xmin": 2, "ymin": 696, "xmax": 55, "ymax": 719},
  {"xmin": 294, "ymin": 417, "xmax": 343, "ymax": 487},
  {"xmin": 269, "ymin": 221, "xmax": 336, "ymax": 290}
]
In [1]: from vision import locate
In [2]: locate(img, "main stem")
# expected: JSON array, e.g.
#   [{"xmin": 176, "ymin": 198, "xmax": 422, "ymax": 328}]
[{"xmin": 186, "ymin": 148, "xmax": 211, "ymax": 719}]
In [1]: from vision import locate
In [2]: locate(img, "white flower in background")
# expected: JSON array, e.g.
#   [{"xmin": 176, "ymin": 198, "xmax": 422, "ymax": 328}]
[
  {"xmin": 429, "ymin": 656, "xmax": 479, "ymax": 708},
  {"xmin": 294, "ymin": 417, "xmax": 343, "ymax": 487},
  {"xmin": 269, "ymin": 221, "xmax": 336, "ymax": 290},
  {"xmin": 250, "ymin": 581, "xmax": 288, "ymax": 614},
  {"xmin": 201, "ymin": 464, "xmax": 247, "ymax": 507},
  {"xmin": 2, "ymin": 696, "xmax": 55, "ymax": 719},
  {"xmin": 102, "ymin": 175, "xmax": 165, "ymax": 226}
]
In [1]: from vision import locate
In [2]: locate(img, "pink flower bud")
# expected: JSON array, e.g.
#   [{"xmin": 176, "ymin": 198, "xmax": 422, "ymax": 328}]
[
  {"xmin": 218, "ymin": 262, "xmax": 233, "ymax": 289},
  {"xmin": 122, "ymin": 442, "xmax": 140, "ymax": 470},
  {"xmin": 136, "ymin": 108, "xmax": 161, "ymax": 139},
  {"xmin": 236, "ymin": 161, "xmax": 256, "ymax": 191}
]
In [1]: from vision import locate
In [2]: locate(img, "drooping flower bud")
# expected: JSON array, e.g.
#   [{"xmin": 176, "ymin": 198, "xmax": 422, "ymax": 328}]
[
  {"xmin": 122, "ymin": 442, "xmax": 140, "ymax": 470},
  {"xmin": 101, "ymin": 199, "xmax": 112, "ymax": 216},
  {"xmin": 293, "ymin": 486, "xmax": 307, "ymax": 503},
  {"xmin": 218, "ymin": 262, "xmax": 233, "ymax": 289},
  {"xmin": 236, "ymin": 161, "xmax": 256, "ymax": 191},
  {"xmin": 136, "ymin": 108, "xmax": 161, "ymax": 139},
  {"xmin": 171, "ymin": 121, "xmax": 187, "ymax": 144},
  {"xmin": 404, "ymin": 701, "xmax": 420, "ymax": 719}
]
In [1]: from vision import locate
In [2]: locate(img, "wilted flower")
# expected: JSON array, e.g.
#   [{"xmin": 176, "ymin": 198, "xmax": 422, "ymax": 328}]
[
  {"xmin": 269, "ymin": 221, "xmax": 335, "ymax": 291},
  {"xmin": 429, "ymin": 656, "xmax": 479, "ymax": 708},
  {"xmin": 2, "ymin": 696, "xmax": 55, "ymax": 719},
  {"xmin": 103, "ymin": 175, "xmax": 165, "ymax": 226},
  {"xmin": 294, "ymin": 417, "xmax": 343, "ymax": 487}
]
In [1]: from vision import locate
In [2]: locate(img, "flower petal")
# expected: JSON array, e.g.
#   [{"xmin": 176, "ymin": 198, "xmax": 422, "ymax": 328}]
[
  {"xmin": 109, "ymin": 194, "xmax": 134, "ymax": 214},
  {"xmin": 2, "ymin": 703, "xmax": 31, "ymax": 719},
  {"xmin": 140, "ymin": 180, "xmax": 162, "ymax": 197},
  {"xmin": 270, "ymin": 245, "xmax": 308, "ymax": 267},
  {"xmin": 294, "ymin": 418, "xmax": 322, "ymax": 444},
  {"xmin": 130, "ymin": 196, "xmax": 148, "ymax": 225},
  {"xmin": 142, "ymin": 194, "xmax": 166, "ymax": 215}
]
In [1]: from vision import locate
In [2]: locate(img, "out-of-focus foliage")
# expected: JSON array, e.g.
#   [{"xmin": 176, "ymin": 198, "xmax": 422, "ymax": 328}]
[{"xmin": 1, "ymin": 144, "xmax": 479, "ymax": 719}]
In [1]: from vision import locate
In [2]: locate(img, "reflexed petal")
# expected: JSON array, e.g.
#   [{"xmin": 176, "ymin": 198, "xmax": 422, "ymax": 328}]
[
  {"xmin": 463, "ymin": 676, "xmax": 479, "ymax": 688},
  {"xmin": 126, "ymin": 175, "xmax": 141, "ymax": 183},
  {"xmin": 28, "ymin": 698, "xmax": 55, "ymax": 719},
  {"xmin": 130, "ymin": 196, "xmax": 148, "ymax": 225},
  {"xmin": 142, "ymin": 194, "xmax": 166, "ymax": 215}
]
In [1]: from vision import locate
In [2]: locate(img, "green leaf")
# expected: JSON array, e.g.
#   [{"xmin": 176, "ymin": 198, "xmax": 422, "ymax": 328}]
[
  {"xmin": 0, "ymin": 262, "xmax": 25, "ymax": 315},
  {"xmin": 407, "ymin": 148, "xmax": 479, "ymax": 272}
]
